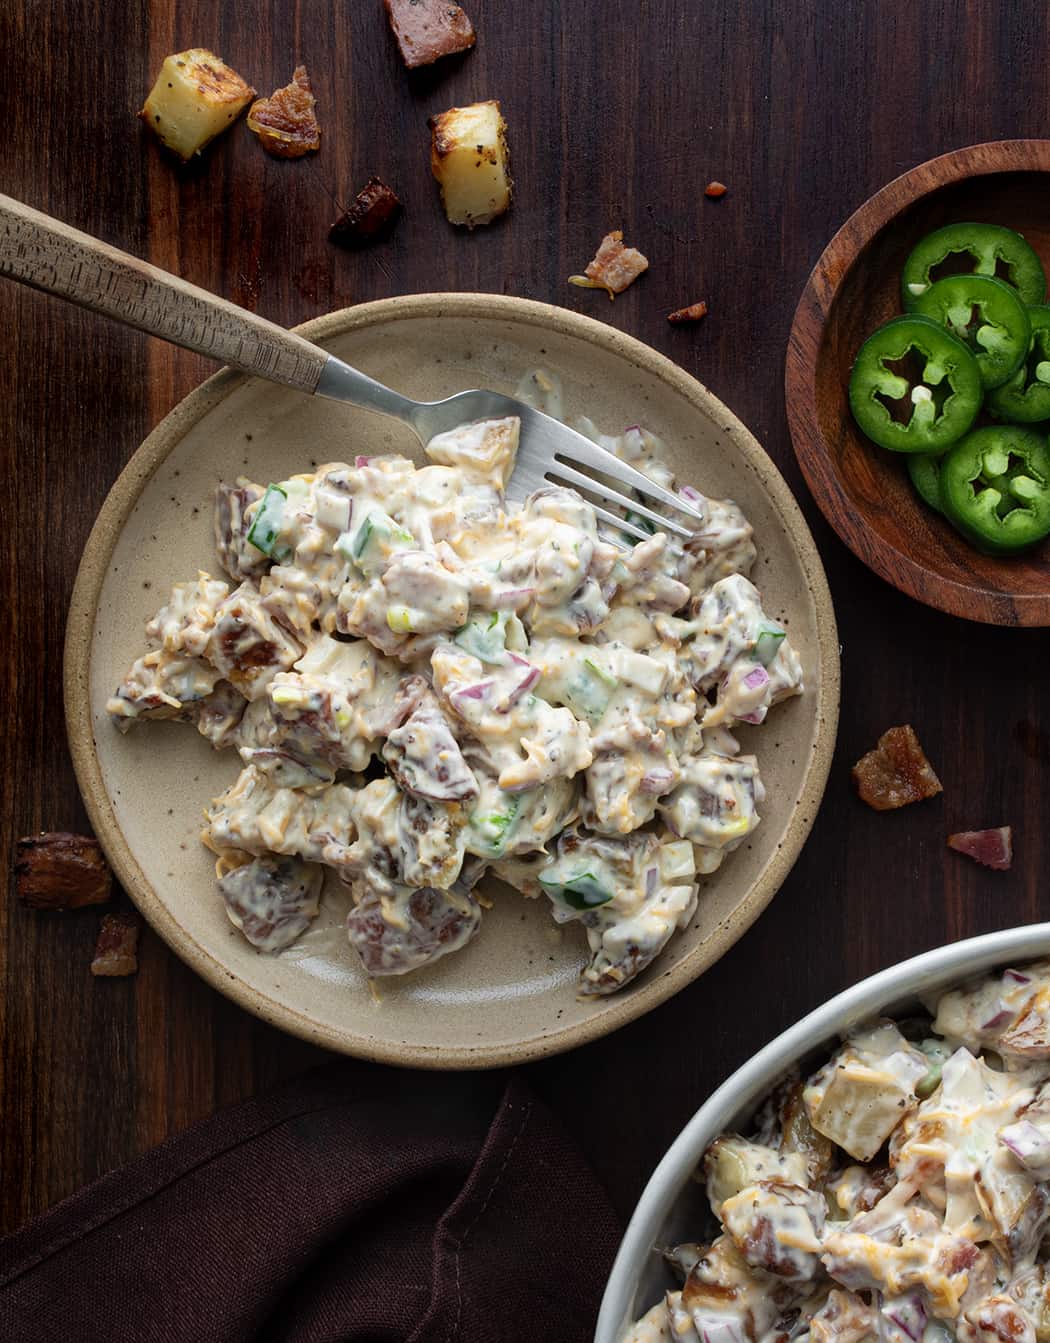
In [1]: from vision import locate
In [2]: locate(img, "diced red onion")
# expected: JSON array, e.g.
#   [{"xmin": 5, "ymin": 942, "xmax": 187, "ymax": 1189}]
[
  {"xmin": 498, "ymin": 666, "xmax": 541, "ymax": 711},
  {"xmin": 624, "ymin": 424, "xmax": 641, "ymax": 434},
  {"xmin": 450, "ymin": 680, "xmax": 493, "ymax": 705},
  {"xmin": 1004, "ymin": 969, "xmax": 1031, "ymax": 984},
  {"xmin": 691, "ymin": 1317, "xmax": 748, "ymax": 1343},
  {"xmin": 640, "ymin": 769, "xmax": 675, "ymax": 795},
  {"xmin": 980, "ymin": 1007, "xmax": 1013, "ymax": 1031},
  {"xmin": 999, "ymin": 1120, "xmax": 1050, "ymax": 1171},
  {"xmin": 738, "ymin": 709, "xmax": 765, "ymax": 725},
  {"xmin": 490, "ymin": 587, "xmax": 535, "ymax": 608},
  {"xmin": 678, "ymin": 484, "xmax": 704, "ymax": 503},
  {"xmin": 354, "ymin": 455, "xmax": 373, "ymax": 468},
  {"xmin": 645, "ymin": 865, "xmax": 658, "ymax": 896},
  {"xmin": 508, "ymin": 652, "xmax": 531, "ymax": 667},
  {"xmin": 743, "ymin": 666, "xmax": 770, "ymax": 690},
  {"xmin": 882, "ymin": 1294, "xmax": 927, "ymax": 1342}
]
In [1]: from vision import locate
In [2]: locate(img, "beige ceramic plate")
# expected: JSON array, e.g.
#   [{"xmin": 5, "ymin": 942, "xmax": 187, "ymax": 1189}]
[{"xmin": 65, "ymin": 294, "xmax": 838, "ymax": 1068}]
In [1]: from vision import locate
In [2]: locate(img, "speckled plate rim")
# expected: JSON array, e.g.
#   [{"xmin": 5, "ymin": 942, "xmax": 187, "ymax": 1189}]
[
  {"xmin": 785, "ymin": 138, "xmax": 1050, "ymax": 625},
  {"xmin": 64, "ymin": 292, "xmax": 840, "ymax": 1070}
]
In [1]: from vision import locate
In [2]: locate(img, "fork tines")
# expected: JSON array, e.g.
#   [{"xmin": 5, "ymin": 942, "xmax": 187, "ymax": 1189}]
[{"xmin": 542, "ymin": 434, "xmax": 706, "ymax": 545}]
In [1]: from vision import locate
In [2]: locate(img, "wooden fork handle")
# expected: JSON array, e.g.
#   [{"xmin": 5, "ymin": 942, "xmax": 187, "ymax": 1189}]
[{"xmin": 0, "ymin": 192, "xmax": 327, "ymax": 393}]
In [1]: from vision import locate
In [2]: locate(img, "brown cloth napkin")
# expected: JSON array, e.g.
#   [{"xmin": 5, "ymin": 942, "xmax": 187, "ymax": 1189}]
[{"xmin": 0, "ymin": 1066, "xmax": 621, "ymax": 1342}]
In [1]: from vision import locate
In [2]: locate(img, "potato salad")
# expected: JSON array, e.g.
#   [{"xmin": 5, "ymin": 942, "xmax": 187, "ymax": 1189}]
[
  {"xmin": 107, "ymin": 390, "xmax": 802, "ymax": 995},
  {"xmin": 626, "ymin": 961, "xmax": 1050, "ymax": 1342}
]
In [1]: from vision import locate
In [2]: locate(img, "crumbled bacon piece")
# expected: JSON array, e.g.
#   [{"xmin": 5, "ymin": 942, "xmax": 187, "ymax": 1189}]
[
  {"xmin": 383, "ymin": 0, "xmax": 476, "ymax": 69},
  {"xmin": 91, "ymin": 912, "xmax": 141, "ymax": 977},
  {"xmin": 999, "ymin": 988, "xmax": 1050, "ymax": 1056},
  {"xmin": 948, "ymin": 826, "xmax": 1013, "ymax": 871},
  {"xmin": 15, "ymin": 833, "xmax": 113, "ymax": 910},
  {"xmin": 852, "ymin": 725, "xmax": 942, "ymax": 811},
  {"xmin": 569, "ymin": 230, "xmax": 649, "ymax": 298},
  {"xmin": 668, "ymin": 300, "xmax": 708, "ymax": 324},
  {"xmin": 705, "ymin": 180, "xmax": 728, "ymax": 197},
  {"xmin": 247, "ymin": 66, "xmax": 320, "ymax": 158},
  {"xmin": 329, "ymin": 177, "xmax": 403, "ymax": 248}
]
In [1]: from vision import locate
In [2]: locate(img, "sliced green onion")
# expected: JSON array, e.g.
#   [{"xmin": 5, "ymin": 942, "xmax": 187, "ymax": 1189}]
[
  {"xmin": 583, "ymin": 656, "xmax": 618, "ymax": 689},
  {"xmin": 469, "ymin": 797, "xmax": 521, "ymax": 856},
  {"xmin": 917, "ymin": 1061, "xmax": 943, "ymax": 1099},
  {"xmin": 624, "ymin": 509, "xmax": 657, "ymax": 536},
  {"xmin": 539, "ymin": 869, "xmax": 613, "ymax": 910},
  {"xmin": 754, "ymin": 627, "xmax": 786, "ymax": 667},
  {"xmin": 246, "ymin": 484, "xmax": 291, "ymax": 562},
  {"xmin": 351, "ymin": 509, "xmax": 415, "ymax": 575},
  {"xmin": 455, "ymin": 612, "xmax": 512, "ymax": 664}
]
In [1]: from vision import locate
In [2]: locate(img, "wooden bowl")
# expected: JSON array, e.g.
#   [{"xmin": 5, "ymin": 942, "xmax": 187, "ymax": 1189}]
[
  {"xmin": 787, "ymin": 139, "xmax": 1050, "ymax": 625},
  {"xmin": 65, "ymin": 294, "xmax": 838, "ymax": 1068}
]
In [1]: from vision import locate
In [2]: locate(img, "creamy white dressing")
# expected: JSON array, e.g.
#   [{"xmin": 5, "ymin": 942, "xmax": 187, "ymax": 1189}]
[{"xmin": 108, "ymin": 380, "xmax": 802, "ymax": 987}]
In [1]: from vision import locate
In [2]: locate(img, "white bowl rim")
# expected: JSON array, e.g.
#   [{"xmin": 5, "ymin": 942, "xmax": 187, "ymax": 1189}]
[{"xmin": 595, "ymin": 921, "xmax": 1050, "ymax": 1342}]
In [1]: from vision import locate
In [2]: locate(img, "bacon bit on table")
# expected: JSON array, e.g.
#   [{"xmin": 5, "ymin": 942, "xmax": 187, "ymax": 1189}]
[
  {"xmin": 705, "ymin": 181, "xmax": 728, "ymax": 197},
  {"xmin": 246, "ymin": 66, "xmax": 320, "ymax": 158},
  {"xmin": 329, "ymin": 177, "xmax": 404, "ymax": 248},
  {"xmin": 14, "ymin": 833, "xmax": 113, "ymax": 909},
  {"xmin": 569, "ymin": 231, "xmax": 649, "ymax": 299},
  {"xmin": 852, "ymin": 725, "xmax": 943, "ymax": 811},
  {"xmin": 947, "ymin": 826, "xmax": 1013, "ymax": 871},
  {"xmin": 91, "ymin": 912, "xmax": 142, "ymax": 977},
  {"xmin": 383, "ymin": 0, "xmax": 476, "ymax": 69},
  {"xmin": 668, "ymin": 300, "xmax": 708, "ymax": 324}
]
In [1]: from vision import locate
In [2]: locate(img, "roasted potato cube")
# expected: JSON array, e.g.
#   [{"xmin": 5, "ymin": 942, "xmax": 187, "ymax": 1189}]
[
  {"xmin": 779, "ymin": 1081, "xmax": 835, "ymax": 1183},
  {"xmin": 720, "ymin": 1180, "xmax": 825, "ymax": 1281},
  {"xmin": 702, "ymin": 1135, "xmax": 807, "ymax": 1216},
  {"xmin": 429, "ymin": 100, "xmax": 511, "ymax": 228},
  {"xmin": 140, "ymin": 49, "xmax": 255, "ymax": 162},
  {"xmin": 803, "ymin": 1022, "xmax": 928, "ymax": 1161}
]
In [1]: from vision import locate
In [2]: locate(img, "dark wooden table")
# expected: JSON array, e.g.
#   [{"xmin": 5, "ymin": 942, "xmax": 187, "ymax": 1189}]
[{"xmin": 4, "ymin": 0, "xmax": 1050, "ymax": 1237}]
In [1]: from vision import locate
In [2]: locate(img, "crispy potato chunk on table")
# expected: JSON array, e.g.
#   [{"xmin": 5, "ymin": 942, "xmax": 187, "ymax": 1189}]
[
  {"xmin": 140, "ymin": 49, "xmax": 255, "ymax": 161},
  {"xmin": 429, "ymin": 100, "xmax": 512, "ymax": 228}
]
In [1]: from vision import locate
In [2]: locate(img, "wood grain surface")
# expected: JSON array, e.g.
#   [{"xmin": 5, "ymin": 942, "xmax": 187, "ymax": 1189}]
[{"xmin": 4, "ymin": 0, "xmax": 1050, "ymax": 1235}]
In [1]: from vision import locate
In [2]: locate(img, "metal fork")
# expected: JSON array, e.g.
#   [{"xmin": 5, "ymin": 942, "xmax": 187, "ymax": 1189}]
[{"xmin": 0, "ymin": 193, "xmax": 703, "ymax": 541}]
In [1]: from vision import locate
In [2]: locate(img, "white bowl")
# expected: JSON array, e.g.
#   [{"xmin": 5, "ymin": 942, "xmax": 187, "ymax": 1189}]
[{"xmin": 595, "ymin": 922, "xmax": 1050, "ymax": 1342}]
